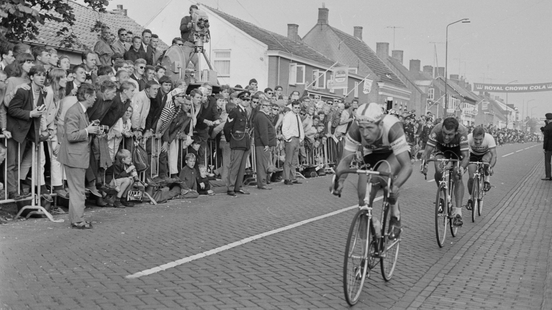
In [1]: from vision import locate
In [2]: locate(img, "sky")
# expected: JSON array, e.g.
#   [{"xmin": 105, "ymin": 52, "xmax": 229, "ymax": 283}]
[{"xmin": 96, "ymin": 0, "xmax": 551, "ymax": 119}]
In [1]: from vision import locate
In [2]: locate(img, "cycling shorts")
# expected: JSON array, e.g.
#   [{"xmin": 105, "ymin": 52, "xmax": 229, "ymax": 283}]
[
  {"xmin": 469, "ymin": 151, "xmax": 491, "ymax": 163},
  {"xmin": 435, "ymin": 144, "xmax": 462, "ymax": 160},
  {"xmin": 363, "ymin": 151, "xmax": 394, "ymax": 169}
]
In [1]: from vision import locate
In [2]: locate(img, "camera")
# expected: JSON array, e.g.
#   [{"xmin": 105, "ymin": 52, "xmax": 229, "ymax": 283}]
[{"xmin": 191, "ymin": 9, "xmax": 210, "ymax": 53}]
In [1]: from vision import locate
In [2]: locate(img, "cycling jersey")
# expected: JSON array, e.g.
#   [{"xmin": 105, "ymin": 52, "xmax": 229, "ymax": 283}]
[
  {"xmin": 468, "ymin": 133, "xmax": 496, "ymax": 156},
  {"xmin": 427, "ymin": 122, "xmax": 469, "ymax": 152},
  {"xmin": 344, "ymin": 114, "xmax": 410, "ymax": 156}
]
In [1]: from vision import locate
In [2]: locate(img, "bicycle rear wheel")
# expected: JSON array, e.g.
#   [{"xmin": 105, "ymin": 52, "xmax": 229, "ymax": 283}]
[
  {"xmin": 470, "ymin": 176, "xmax": 479, "ymax": 223},
  {"xmin": 435, "ymin": 187, "xmax": 447, "ymax": 247},
  {"xmin": 380, "ymin": 202, "xmax": 400, "ymax": 281},
  {"xmin": 343, "ymin": 210, "xmax": 370, "ymax": 306},
  {"xmin": 449, "ymin": 197, "xmax": 459, "ymax": 237}
]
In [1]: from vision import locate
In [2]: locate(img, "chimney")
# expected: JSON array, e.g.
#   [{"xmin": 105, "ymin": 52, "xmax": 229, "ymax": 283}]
[
  {"xmin": 287, "ymin": 24, "xmax": 299, "ymax": 41},
  {"xmin": 117, "ymin": 4, "xmax": 123, "ymax": 9},
  {"xmin": 436, "ymin": 67, "xmax": 445, "ymax": 77},
  {"xmin": 423, "ymin": 65, "xmax": 433, "ymax": 77},
  {"xmin": 376, "ymin": 42, "xmax": 389, "ymax": 60},
  {"xmin": 450, "ymin": 74, "xmax": 459, "ymax": 81},
  {"xmin": 318, "ymin": 6, "xmax": 329, "ymax": 25},
  {"xmin": 391, "ymin": 50, "xmax": 403, "ymax": 64},
  {"xmin": 353, "ymin": 26, "xmax": 363, "ymax": 40},
  {"xmin": 409, "ymin": 59, "xmax": 421, "ymax": 72}
]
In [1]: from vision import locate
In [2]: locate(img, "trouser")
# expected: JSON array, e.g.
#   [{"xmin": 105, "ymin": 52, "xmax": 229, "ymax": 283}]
[
  {"xmin": 65, "ymin": 165, "xmax": 86, "ymax": 224},
  {"xmin": 220, "ymin": 140, "xmax": 231, "ymax": 185},
  {"xmin": 6, "ymin": 138, "xmax": 29, "ymax": 194},
  {"xmin": 283, "ymin": 137, "xmax": 300, "ymax": 181},
  {"xmin": 227, "ymin": 148, "xmax": 250, "ymax": 192},
  {"xmin": 182, "ymin": 41, "xmax": 199, "ymax": 71},
  {"xmin": 169, "ymin": 139, "xmax": 179, "ymax": 175},
  {"xmin": 20, "ymin": 141, "xmax": 46, "ymax": 186},
  {"xmin": 255, "ymin": 145, "xmax": 270, "ymax": 188},
  {"xmin": 545, "ymin": 150, "xmax": 552, "ymax": 178}
]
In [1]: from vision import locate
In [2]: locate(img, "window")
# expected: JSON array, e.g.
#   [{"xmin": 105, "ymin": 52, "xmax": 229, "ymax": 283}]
[
  {"xmin": 213, "ymin": 49, "xmax": 231, "ymax": 77},
  {"xmin": 354, "ymin": 81, "xmax": 359, "ymax": 98},
  {"xmin": 312, "ymin": 69, "xmax": 326, "ymax": 89},
  {"xmin": 428, "ymin": 88, "xmax": 434, "ymax": 100},
  {"xmin": 289, "ymin": 63, "xmax": 305, "ymax": 85}
]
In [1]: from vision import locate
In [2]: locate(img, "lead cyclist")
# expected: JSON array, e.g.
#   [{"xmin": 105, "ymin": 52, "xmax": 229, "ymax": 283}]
[{"xmin": 332, "ymin": 102, "xmax": 413, "ymax": 239}]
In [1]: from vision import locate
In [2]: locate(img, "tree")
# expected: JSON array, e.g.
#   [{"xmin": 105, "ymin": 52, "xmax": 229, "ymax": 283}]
[{"xmin": 0, "ymin": 0, "xmax": 109, "ymax": 48}]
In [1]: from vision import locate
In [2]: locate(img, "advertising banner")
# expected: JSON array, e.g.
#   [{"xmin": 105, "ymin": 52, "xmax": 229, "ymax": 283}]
[
  {"xmin": 473, "ymin": 82, "xmax": 552, "ymax": 93},
  {"xmin": 331, "ymin": 66, "xmax": 349, "ymax": 89},
  {"xmin": 363, "ymin": 78, "xmax": 373, "ymax": 94}
]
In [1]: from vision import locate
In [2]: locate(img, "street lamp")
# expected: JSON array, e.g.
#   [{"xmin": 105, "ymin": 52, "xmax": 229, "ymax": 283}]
[
  {"xmin": 525, "ymin": 99, "xmax": 536, "ymax": 120},
  {"xmin": 505, "ymin": 80, "xmax": 518, "ymax": 105},
  {"xmin": 445, "ymin": 18, "xmax": 470, "ymax": 115}
]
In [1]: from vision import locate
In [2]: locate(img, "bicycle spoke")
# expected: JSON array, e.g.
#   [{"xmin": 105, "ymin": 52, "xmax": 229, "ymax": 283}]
[
  {"xmin": 343, "ymin": 211, "xmax": 370, "ymax": 306},
  {"xmin": 435, "ymin": 188, "xmax": 447, "ymax": 247}
]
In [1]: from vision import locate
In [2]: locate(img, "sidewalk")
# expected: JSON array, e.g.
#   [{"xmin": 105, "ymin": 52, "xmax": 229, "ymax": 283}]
[{"xmin": 402, "ymin": 161, "xmax": 552, "ymax": 310}]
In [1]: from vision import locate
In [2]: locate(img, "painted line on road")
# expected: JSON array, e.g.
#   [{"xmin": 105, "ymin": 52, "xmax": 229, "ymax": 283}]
[
  {"xmin": 427, "ymin": 179, "xmax": 435, "ymax": 183},
  {"xmin": 515, "ymin": 149, "xmax": 523, "ymax": 153},
  {"xmin": 126, "ymin": 196, "xmax": 384, "ymax": 279},
  {"xmin": 502, "ymin": 152, "xmax": 514, "ymax": 157}
]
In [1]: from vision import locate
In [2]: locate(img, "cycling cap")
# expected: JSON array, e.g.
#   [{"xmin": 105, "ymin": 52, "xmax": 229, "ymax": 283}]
[{"xmin": 355, "ymin": 102, "xmax": 384, "ymax": 123}]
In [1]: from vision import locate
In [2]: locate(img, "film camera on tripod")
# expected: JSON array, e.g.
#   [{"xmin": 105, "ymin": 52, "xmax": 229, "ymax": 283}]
[{"xmin": 191, "ymin": 9, "xmax": 210, "ymax": 53}]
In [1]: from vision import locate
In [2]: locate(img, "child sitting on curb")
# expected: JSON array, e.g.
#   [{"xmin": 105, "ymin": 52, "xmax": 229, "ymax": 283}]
[
  {"xmin": 197, "ymin": 164, "xmax": 214, "ymax": 196},
  {"xmin": 178, "ymin": 153, "xmax": 200, "ymax": 198},
  {"xmin": 106, "ymin": 149, "xmax": 138, "ymax": 208}
]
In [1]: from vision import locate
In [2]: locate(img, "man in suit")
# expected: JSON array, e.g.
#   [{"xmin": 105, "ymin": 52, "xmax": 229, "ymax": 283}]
[
  {"xmin": 58, "ymin": 84, "xmax": 100, "ymax": 229},
  {"xmin": 6, "ymin": 65, "xmax": 46, "ymax": 199},
  {"xmin": 253, "ymin": 99, "xmax": 276, "ymax": 190},
  {"xmin": 223, "ymin": 91, "xmax": 252, "ymax": 196},
  {"xmin": 281, "ymin": 100, "xmax": 304, "ymax": 185},
  {"xmin": 541, "ymin": 113, "xmax": 552, "ymax": 180}
]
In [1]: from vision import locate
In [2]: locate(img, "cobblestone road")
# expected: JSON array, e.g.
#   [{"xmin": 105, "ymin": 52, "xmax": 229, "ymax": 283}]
[{"xmin": 0, "ymin": 142, "xmax": 550, "ymax": 310}]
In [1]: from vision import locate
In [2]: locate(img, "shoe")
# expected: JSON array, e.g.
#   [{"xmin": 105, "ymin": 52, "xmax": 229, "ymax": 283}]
[
  {"xmin": 8, "ymin": 192, "xmax": 31, "ymax": 200},
  {"xmin": 284, "ymin": 180, "xmax": 294, "ymax": 185},
  {"xmin": 236, "ymin": 189, "xmax": 250, "ymax": 195},
  {"xmin": 71, "ymin": 221, "xmax": 93, "ymax": 229},
  {"xmin": 292, "ymin": 179, "xmax": 302, "ymax": 184},
  {"xmin": 54, "ymin": 188, "xmax": 70, "ymax": 199},
  {"xmin": 86, "ymin": 186, "xmax": 102, "ymax": 198},
  {"xmin": 227, "ymin": 191, "xmax": 236, "ymax": 196},
  {"xmin": 541, "ymin": 177, "xmax": 552, "ymax": 181},
  {"xmin": 113, "ymin": 199, "xmax": 125, "ymax": 208},
  {"xmin": 388, "ymin": 216, "xmax": 402, "ymax": 240},
  {"xmin": 257, "ymin": 186, "xmax": 272, "ymax": 190},
  {"xmin": 466, "ymin": 199, "xmax": 473, "ymax": 210},
  {"xmin": 96, "ymin": 197, "xmax": 108, "ymax": 207},
  {"xmin": 483, "ymin": 182, "xmax": 492, "ymax": 191},
  {"xmin": 453, "ymin": 214, "xmax": 463, "ymax": 227}
]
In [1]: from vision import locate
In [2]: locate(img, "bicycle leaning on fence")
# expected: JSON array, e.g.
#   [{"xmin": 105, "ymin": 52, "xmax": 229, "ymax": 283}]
[
  {"xmin": 332, "ymin": 163, "xmax": 401, "ymax": 306},
  {"xmin": 466, "ymin": 161, "xmax": 489, "ymax": 223},
  {"xmin": 423, "ymin": 158, "xmax": 460, "ymax": 248}
]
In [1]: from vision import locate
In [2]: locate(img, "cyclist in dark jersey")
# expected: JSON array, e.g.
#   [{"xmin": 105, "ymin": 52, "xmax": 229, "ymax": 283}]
[
  {"xmin": 332, "ymin": 102, "xmax": 413, "ymax": 239},
  {"xmin": 421, "ymin": 117, "xmax": 469, "ymax": 226}
]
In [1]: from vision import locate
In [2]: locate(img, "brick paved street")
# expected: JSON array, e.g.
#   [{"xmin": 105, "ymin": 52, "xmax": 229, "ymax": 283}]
[{"xmin": 0, "ymin": 142, "xmax": 550, "ymax": 310}]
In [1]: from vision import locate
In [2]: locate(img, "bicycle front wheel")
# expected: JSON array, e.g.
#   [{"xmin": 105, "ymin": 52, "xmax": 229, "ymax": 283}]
[
  {"xmin": 477, "ymin": 178, "xmax": 484, "ymax": 216},
  {"xmin": 435, "ymin": 187, "xmax": 447, "ymax": 247},
  {"xmin": 380, "ymin": 202, "xmax": 400, "ymax": 281},
  {"xmin": 471, "ymin": 176, "xmax": 479, "ymax": 223},
  {"xmin": 343, "ymin": 210, "xmax": 370, "ymax": 306}
]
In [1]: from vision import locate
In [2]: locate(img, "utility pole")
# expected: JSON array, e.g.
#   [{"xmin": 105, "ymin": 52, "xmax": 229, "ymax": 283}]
[
  {"xmin": 386, "ymin": 26, "xmax": 403, "ymax": 50},
  {"xmin": 429, "ymin": 42, "xmax": 444, "ymax": 75}
]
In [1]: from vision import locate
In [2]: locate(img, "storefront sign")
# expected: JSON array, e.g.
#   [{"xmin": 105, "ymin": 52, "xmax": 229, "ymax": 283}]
[
  {"xmin": 473, "ymin": 82, "xmax": 552, "ymax": 93},
  {"xmin": 331, "ymin": 66, "xmax": 349, "ymax": 89}
]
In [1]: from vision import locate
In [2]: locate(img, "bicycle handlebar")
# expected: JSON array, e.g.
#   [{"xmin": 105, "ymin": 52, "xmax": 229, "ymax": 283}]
[{"xmin": 335, "ymin": 168, "xmax": 392, "ymax": 179}]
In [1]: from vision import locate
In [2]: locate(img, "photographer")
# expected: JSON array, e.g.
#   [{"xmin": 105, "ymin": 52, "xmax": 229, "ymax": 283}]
[{"xmin": 179, "ymin": 4, "xmax": 200, "ymax": 70}]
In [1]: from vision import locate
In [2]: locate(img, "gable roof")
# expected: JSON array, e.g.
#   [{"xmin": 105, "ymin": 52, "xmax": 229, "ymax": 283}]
[
  {"xmin": 447, "ymin": 79, "xmax": 479, "ymax": 103},
  {"xmin": 328, "ymin": 26, "xmax": 406, "ymax": 89},
  {"xmin": 28, "ymin": 1, "xmax": 167, "ymax": 52},
  {"xmin": 386, "ymin": 57, "xmax": 425, "ymax": 93},
  {"xmin": 433, "ymin": 77, "xmax": 463, "ymax": 99},
  {"xmin": 203, "ymin": 5, "xmax": 337, "ymax": 67}
]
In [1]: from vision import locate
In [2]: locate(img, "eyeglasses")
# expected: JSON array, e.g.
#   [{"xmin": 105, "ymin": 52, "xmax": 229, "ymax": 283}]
[
  {"xmin": 120, "ymin": 33, "xmax": 127, "ymax": 36},
  {"xmin": 252, "ymin": 100, "xmax": 259, "ymax": 104},
  {"xmin": 267, "ymin": 92, "xmax": 273, "ymax": 95},
  {"xmin": 241, "ymin": 98, "xmax": 250, "ymax": 101}
]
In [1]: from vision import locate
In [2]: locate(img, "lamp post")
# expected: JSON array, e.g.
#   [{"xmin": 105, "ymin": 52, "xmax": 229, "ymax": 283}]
[
  {"xmin": 445, "ymin": 18, "xmax": 470, "ymax": 115},
  {"xmin": 525, "ymin": 99, "xmax": 536, "ymax": 120},
  {"xmin": 505, "ymin": 80, "xmax": 518, "ymax": 105}
]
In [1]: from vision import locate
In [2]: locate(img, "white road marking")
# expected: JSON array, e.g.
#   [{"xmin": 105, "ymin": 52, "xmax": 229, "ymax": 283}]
[
  {"xmin": 515, "ymin": 149, "xmax": 523, "ymax": 153},
  {"xmin": 427, "ymin": 179, "xmax": 435, "ymax": 183},
  {"xmin": 503, "ymin": 152, "xmax": 514, "ymax": 157},
  {"xmin": 126, "ymin": 196, "xmax": 384, "ymax": 279}
]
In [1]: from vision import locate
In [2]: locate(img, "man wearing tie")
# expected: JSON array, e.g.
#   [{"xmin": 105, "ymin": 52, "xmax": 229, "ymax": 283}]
[
  {"xmin": 281, "ymin": 100, "xmax": 304, "ymax": 185},
  {"xmin": 223, "ymin": 91, "xmax": 252, "ymax": 196},
  {"xmin": 58, "ymin": 84, "xmax": 100, "ymax": 229}
]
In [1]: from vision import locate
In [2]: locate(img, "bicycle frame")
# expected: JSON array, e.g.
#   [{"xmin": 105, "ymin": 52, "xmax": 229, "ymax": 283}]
[{"xmin": 468, "ymin": 161, "xmax": 488, "ymax": 221}]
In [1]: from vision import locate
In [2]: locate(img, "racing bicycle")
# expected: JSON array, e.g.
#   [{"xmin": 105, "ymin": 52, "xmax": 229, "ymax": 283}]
[
  {"xmin": 333, "ymin": 164, "xmax": 401, "ymax": 306},
  {"xmin": 467, "ymin": 161, "xmax": 488, "ymax": 223}
]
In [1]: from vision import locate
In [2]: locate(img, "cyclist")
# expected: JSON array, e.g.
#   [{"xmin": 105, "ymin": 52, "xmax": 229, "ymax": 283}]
[
  {"xmin": 421, "ymin": 117, "xmax": 469, "ymax": 227},
  {"xmin": 467, "ymin": 127, "xmax": 497, "ymax": 203},
  {"xmin": 332, "ymin": 102, "xmax": 413, "ymax": 239}
]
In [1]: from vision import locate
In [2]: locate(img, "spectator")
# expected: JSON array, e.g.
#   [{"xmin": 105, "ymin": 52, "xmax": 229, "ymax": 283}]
[
  {"xmin": 141, "ymin": 29, "xmax": 155, "ymax": 65},
  {"xmin": 150, "ymin": 34, "xmax": 163, "ymax": 65},
  {"xmin": 180, "ymin": 4, "xmax": 199, "ymax": 70},
  {"xmin": 32, "ymin": 46, "xmax": 51, "ymax": 71},
  {"xmin": 0, "ymin": 42, "xmax": 15, "ymax": 71},
  {"xmin": 107, "ymin": 105, "xmax": 132, "ymax": 161},
  {"xmin": 125, "ymin": 31, "xmax": 133, "ymax": 45},
  {"xmin": 195, "ymin": 83, "xmax": 220, "ymax": 165},
  {"xmin": 281, "ymin": 100, "xmax": 304, "ymax": 185},
  {"xmin": 253, "ymin": 99, "xmax": 276, "ymax": 190},
  {"xmin": 47, "ymin": 47, "xmax": 59, "ymax": 69},
  {"xmin": 81, "ymin": 51, "xmax": 98, "ymax": 84},
  {"xmin": 154, "ymin": 65, "xmax": 165, "ymax": 83},
  {"xmin": 94, "ymin": 25, "xmax": 115, "ymax": 66},
  {"xmin": 4, "ymin": 53, "xmax": 34, "ymax": 107},
  {"xmin": 274, "ymin": 85, "xmax": 283, "ymax": 100},
  {"xmin": 197, "ymin": 164, "xmax": 214, "ymax": 195},
  {"xmin": 58, "ymin": 55, "xmax": 71, "ymax": 71},
  {"xmin": 111, "ymin": 28, "xmax": 130, "ymax": 57},
  {"xmin": 124, "ymin": 36, "xmax": 147, "ymax": 63},
  {"xmin": 130, "ymin": 58, "xmax": 147, "ymax": 91},
  {"xmin": 6, "ymin": 65, "xmax": 47, "ymax": 199},
  {"xmin": 248, "ymin": 78, "xmax": 258, "ymax": 92},
  {"xmin": 542, "ymin": 113, "xmax": 552, "ymax": 180},
  {"xmin": 130, "ymin": 80, "xmax": 160, "ymax": 140},
  {"xmin": 65, "ymin": 65, "xmax": 87, "ymax": 96},
  {"xmin": 178, "ymin": 153, "xmax": 200, "ymax": 198},
  {"xmin": 223, "ymin": 91, "xmax": 252, "ymax": 196},
  {"xmin": 105, "ymin": 149, "xmax": 137, "ymax": 208},
  {"xmin": 58, "ymin": 83, "xmax": 100, "ymax": 229}
]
